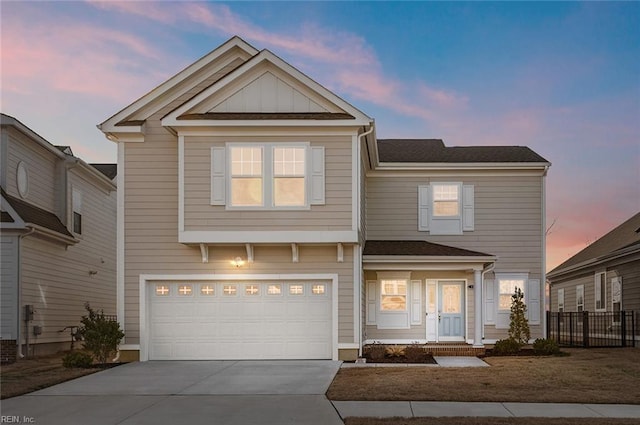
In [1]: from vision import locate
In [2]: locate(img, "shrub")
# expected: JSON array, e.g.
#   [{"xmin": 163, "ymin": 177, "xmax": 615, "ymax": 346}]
[
  {"xmin": 62, "ymin": 351, "xmax": 93, "ymax": 368},
  {"xmin": 364, "ymin": 344, "xmax": 386, "ymax": 360},
  {"xmin": 533, "ymin": 338, "xmax": 561, "ymax": 356},
  {"xmin": 508, "ymin": 287, "xmax": 531, "ymax": 346},
  {"xmin": 79, "ymin": 303, "xmax": 125, "ymax": 365},
  {"xmin": 492, "ymin": 338, "xmax": 521, "ymax": 356},
  {"xmin": 404, "ymin": 344, "xmax": 426, "ymax": 363}
]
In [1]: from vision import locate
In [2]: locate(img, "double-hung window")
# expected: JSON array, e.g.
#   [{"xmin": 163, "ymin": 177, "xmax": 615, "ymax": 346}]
[
  {"xmin": 595, "ymin": 272, "xmax": 606, "ymax": 311},
  {"xmin": 212, "ymin": 143, "xmax": 324, "ymax": 209},
  {"xmin": 576, "ymin": 285, "xmax": 584, "ymax": 312},
  {"xmin": 557, "ymin": 288, "xmax": 565, "ymax": 313},
  {"xmin": 433, "ymin": 184, "xmax": 460, "ymax": 217},
  {"xmin": 380, "ymin": 279, "xmax": 407, "ymax": 311},
  {"xmin": 72, "ymin": 188, "xmax": 82, "ymax": 235},
  {"xmin": 418, "ymin": 182, "xmax": 474, "ymax": 234}
]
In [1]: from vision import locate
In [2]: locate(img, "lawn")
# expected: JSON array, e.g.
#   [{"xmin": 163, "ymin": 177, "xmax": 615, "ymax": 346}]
[
  {"xmin": 1, "ymin": 352, "xmax": 101, "ymax": 399},
  {"xmin": 327, "ymin": 348, "xmax": 640, "ymax": 404}
]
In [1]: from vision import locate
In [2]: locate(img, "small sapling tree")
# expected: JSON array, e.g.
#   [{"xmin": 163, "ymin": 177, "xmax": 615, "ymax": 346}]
[
  {"xmin": 508, "ymin": 287, "xmax": 530, "ymax": 346},
  {"xmin": 79, "ymin": 303, "xmax": 125, "ymax": 365}
]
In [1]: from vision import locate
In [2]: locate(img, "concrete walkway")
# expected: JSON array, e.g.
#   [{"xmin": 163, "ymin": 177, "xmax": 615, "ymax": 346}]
[{"xmin": 332, "ymin": 401, "xmax": 640, "ymax": 419}]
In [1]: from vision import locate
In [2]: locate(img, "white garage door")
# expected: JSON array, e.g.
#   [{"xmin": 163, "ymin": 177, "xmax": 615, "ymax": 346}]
[{"xmin": 149, "ymin": 280, "xmax": 332, "ymax": 360}]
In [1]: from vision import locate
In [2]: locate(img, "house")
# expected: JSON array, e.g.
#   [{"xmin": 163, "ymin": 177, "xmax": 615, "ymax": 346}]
[
  {"xmin": 547, "ymin": 212, "xmax": 640, "ymax": 340},
  {"xmin": 0, "ymin": 114, "xmax": 117, "ymax": 363},
  {"xmin": 98, "ymin": 36, "xmax": 550, "ymax": 362}
]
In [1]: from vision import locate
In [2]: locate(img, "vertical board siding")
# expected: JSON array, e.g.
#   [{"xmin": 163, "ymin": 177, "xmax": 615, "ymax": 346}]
[
  {"xmin": 183, "ymin": 135, "xmax": 352, "ymax": 231},
  {"xmin": 5, "ymin": 129, "xmax": 58, "ymax": 212},
  {"xmin": 1, "ymin": 235, "xmax": 19, "ymax": 339}
]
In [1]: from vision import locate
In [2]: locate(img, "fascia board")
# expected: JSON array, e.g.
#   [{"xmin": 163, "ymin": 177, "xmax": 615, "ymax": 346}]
[
  {"xmin": 99, "ymin": 37, "xmax": 258, "ymax": 132},
  {"xmin": 363, "ymin": 255, "xmax": 496, "ymax": 263},
  {"xmin": 165, "ymin": 119, "xmax": 370, "ymax": 128},
  {"xmin": 374, "ymin": 162, "xmax": 551, "ymax": 171}
]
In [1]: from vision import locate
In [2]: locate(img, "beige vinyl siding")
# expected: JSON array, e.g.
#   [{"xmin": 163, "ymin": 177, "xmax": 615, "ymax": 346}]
[
  {"xmin": 183, "ymin": 135, "xmax": 352, "ymax": 231},
  {"xmin": 1, "ymin": 235, "xmax": 19, "ymax": 339},
  {"xmin": 5, "ymin": 128, "xmax": 58, "ymax": 213},
  {"xmin": 550, "ymin": 274, "xmax": 592, "ymax": 312},
  {"xmin": 20, "ymin": 172, "xmax": 116, "ymax": 343},
  {"xmin": 366, "ymin": 173, "xmax": 544, "ymax": 273}
]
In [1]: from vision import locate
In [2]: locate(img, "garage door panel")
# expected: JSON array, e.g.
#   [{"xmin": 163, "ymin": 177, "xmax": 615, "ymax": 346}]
[{"xmin": 149, "ymin": 281, "xmax": 332, "ymax": 360}]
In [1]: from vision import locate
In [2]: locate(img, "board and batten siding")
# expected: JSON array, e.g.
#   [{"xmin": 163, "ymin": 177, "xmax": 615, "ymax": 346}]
[
  {"xmin": 366, "ymin": 174, "xmax": 544, "ymax": 273},
  {"xmin": 183, "ymin": 135, "xmax": 352, "ymax": 231},
  {"xmin": 5, "ymin": 128, "xmax": 59, "ymax": 213},
  {"xmin": 1, "ymin": 235, "xmax": 19, "ymax": 340}
]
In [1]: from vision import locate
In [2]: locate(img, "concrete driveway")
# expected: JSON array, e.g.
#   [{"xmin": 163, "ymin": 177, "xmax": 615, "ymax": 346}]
[{"xmin": 1, "ymin": 360, "xmax": 343, "ymax": 425}]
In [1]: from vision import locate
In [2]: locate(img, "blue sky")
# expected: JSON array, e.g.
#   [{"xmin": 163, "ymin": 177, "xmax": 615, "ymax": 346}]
[{"xmin": 1, "ymin": 1, "xmax": 639, "ymax": 269}]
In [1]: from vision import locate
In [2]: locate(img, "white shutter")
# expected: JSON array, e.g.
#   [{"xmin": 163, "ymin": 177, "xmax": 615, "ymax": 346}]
[
  {"xmin": 310, "ymin": 147, "xmax": 325, "ymax": 205},
  {"xmin": 527, "ymin": 279, "xmax": 541, "ymax": 325},
  {"xmin": 210, "ymin": 147, "xmax": 226, "ymax": 205},
  {"xmin": 411, "ymin": 280, "xmax": 422, "ymax": 325},
  {"xmin": 462, "ymin": 185, "xmax": 474, "ymax": 231},
  {"xmin": 366, "ymin": 280, "xmax": 377, "ymax": 325},
  {"xmin": 418, "ymin": 185, "xmax": 430, "ymax": 231},
  {"xmin": 484, "ymin": 279, "xmax": 495, "ymax": 325}
]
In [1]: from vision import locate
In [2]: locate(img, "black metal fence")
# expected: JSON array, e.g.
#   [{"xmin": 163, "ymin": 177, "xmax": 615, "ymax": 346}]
[{"xmin": 547, "ymin": 311, "xmax": 636, "ymax": 348}]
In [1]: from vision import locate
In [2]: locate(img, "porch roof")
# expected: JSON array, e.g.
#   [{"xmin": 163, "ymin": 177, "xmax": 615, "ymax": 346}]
[{"xmin": 364, "ymin": 240, "xmax": 492, "ymax": 257}]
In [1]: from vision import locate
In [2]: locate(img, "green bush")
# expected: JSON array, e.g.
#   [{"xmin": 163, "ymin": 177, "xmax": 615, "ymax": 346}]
[
  {"xmin": 79, "ymin": 303, "xmax": 125, "ymax": 364},
  {"xmin": 533, "ymin": 338, "xmax": 561, "ymax": 356},
  {"xmin": 62, "ymin": 351, "xmax": 93, "ymax": 368},
  {"xmin": 492, "ymin": 338, "xmax": 521, "ymax": 356},
  {"xmin": 508, "ymin": 287, "xmax": 530, "ymax": 345}
]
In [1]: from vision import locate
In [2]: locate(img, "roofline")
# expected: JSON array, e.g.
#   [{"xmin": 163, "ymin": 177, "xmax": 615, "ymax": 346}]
[
  {"xmin": 98, "ymin": 36, "xmax": 259, "ymax": 134},
  {"xmin": 1, "ymin": 114, "xmax": 67, "ymax": 160},
  {"xmin": 27, "ymin": 223, "xmax": 79, "ymax": 246},
  {"xmin": 363, "ymin": 255, "xmax": 497, "ymax": 263},
  {"xmin": 372, "ymin": 162, "xmax": 551, "ymax": 171},
  {"xmin": 547, "ymin": 242, "xmax": 640, "ymax": 280}
]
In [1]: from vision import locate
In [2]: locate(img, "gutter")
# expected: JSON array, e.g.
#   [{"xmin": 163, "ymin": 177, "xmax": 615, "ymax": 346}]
[
  {"xmin": 17, "ymin": 227, "xmax": 35, "ymax": 358},
  {"xmin": 481, "ymin": 262, "xmax": 496, "ymax": 340}
]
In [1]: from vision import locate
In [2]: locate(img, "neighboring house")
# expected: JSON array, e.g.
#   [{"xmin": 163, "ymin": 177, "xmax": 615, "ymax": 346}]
[
  {"xmin": 547, "ymin": 212, "xmax": 640, "ymax": 337},
  {"xmin": 0, "ymin": 114, "xmax": 117, "ymax": 363},
  {"xmin": 98, "ymin": 36, "xmax": 550, "ymax": 362}
]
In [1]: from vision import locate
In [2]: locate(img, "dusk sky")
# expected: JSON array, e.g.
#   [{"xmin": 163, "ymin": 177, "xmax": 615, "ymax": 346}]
[{"xmin": 1, "ymin": 1, "xmax": 639, "ymax": 271}]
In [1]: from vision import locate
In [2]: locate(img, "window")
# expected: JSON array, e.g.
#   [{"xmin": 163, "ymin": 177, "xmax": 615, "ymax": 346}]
[
  {"xmin": 72, "ymin": 189, "xmax": 82, "ymax": 234},
  {"xmin": 289, "ymin": 284, "xmax": 304, "ymax": 295},
  {"xmin": 576, "ymin": 285, "xmax": 584, "ymax": 312},
  {"xmin": 498, "ymin": 278, "xmax": 525, "ymax": 311},
  {"xmin": 178, "ymin": 285, "xmax": 192, "ymax": 296},
  {"xmin": 211, "ymin": 144, "xmax": 324, "ymax": 208},
  {"xmin": 201, "ymin": 285, "xmax": 215, "ymax": 295},
  {"xmin": 380, "ymin": 280, "xmax": 407, "ymax": 311},
  {"xmin": 267, "ymin": 284, "xmax": 282, "ymax": 295},
  {"xmin": 312, "ymin": 284, "xmax": 325, "ymax": 295},
  {"xmin": 557, "ymin": 288, "xmax": 565, "ymax": 313},
  {"xmin": 16, "ymin": 161, "xmax": 29, "ymax": 198},
  {"xmin": 223, "ymin": 285, "xmax": 237, "ymax": 296},
  {"xmin": 155, "ymin": 285, "xmax": 170, "ymax": 296},
  {"xmin": 595, "ymin": 272, "xmax": 606, "ymax": 311},
  {"xmin": 612, "ymin": 277, "xmax": 622, "ymax": 317},
  {"xmin": 273, "ymin": 147, "xmax": 305, "ymax": 206},
  {"xmin": 433, "ymin": 184, "xmax": 459, "ymax": 217},
  {"xmin": 245, "ymin": 284, "xmax": 259, "ymax": 295},
  {"xmin": 230, "ymin": 147, "xmax": 263, "ymax": 206}
]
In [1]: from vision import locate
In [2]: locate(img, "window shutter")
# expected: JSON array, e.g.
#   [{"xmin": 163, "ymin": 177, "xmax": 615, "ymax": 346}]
[
  {"xmin": 310, "ymin": 147, "xmax": 325, "ymax": 205},
  {"xmin": 411, "ymin": 280, "xmax": 422, "ymax": 325},
  {"xmin": 462, "ymin": 185, "xmax": 474, "ymax": 231},
  {"xmin": 483, "ymin": 279, "xmax": 495, "ymax": 325},
  {"xmin": 366, "ymin": 280, "xmax": 377, "ymax": 325},
  {"xmin": 418, "ymin": 185, "xmax": 430, "ymax": 231},
  {"xmin": 527, "ymin": 279, "xmax": 541, "ymax": 325},
  {"xmin": 210, "ymin": 147, "xmax": 226, "ymax": 205}
]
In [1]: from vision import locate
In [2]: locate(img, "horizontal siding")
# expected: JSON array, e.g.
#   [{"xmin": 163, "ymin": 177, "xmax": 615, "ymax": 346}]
[
  {"xmin": 366, "ymin": 174, "xmax": 544, "ymax": 274},
  {"xmin": 610, "ymin": 259, "xmax": 640, "ymax": 312},
  {"xmin": 5, "ymin": 128, "xmax": 58, "ymax": 213},
  {"xmin": 183, "ymin": 135, "xmax": 353, "ymax": 231},
  {"xmin": 1, "ymin": 235, "xmax": 19, "ymax": 339}
]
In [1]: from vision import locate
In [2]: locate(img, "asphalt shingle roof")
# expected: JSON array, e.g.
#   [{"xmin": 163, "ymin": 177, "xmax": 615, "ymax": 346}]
[
  {"xmin": 1, "ymin": 189, "xmax": 73, "ymax": 238},
  {"xmin": 90, "ymin": 164, "xmax": 118, "ymax": 180},
  {"xmin": 364, "ymin": 240, "xmax": 493, "ymax": 257},
  {"xmin": 377, "ymin": 139, "xmax": 549, "ymax": 163}
]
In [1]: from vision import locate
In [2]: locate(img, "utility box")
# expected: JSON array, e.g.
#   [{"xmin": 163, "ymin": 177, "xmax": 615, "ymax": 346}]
[
  {"xmin": 33, "ymin": 325, "xmax": 43, "ymax": 336},
  {"xmin": 24, "ymin": 305, "xmax": 34, "ymax": 322}
]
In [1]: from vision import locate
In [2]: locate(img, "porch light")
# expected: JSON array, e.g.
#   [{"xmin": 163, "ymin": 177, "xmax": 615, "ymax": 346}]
[{"xmin": 231, "ymin": 257, "xmax": 245, "ymax": 268}]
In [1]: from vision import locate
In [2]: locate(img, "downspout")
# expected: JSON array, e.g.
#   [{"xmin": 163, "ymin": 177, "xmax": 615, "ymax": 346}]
[
  {"xmin": 17, "ymin": 227, "xmax": 35, "ymax": 358},
  {"xmin": 355, "ymin": 123, "xmax": 375, "ymax": 356},
  {"xmin": 481, "ymin": 262, "xmax": 496, "ymax": 341}
]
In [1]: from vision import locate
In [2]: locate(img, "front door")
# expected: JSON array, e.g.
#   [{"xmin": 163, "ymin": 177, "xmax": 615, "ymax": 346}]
[{"xmin": 438, "ymin": 281, "xmax": 464, "ymax": 341}]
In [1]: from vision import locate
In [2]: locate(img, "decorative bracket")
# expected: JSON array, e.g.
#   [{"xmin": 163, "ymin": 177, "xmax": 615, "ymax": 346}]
[
  {"xmin": 199, "ymin": 244, "xmax": 209, "ymax": 263},
  {"xmin": 245, "ymin": 243, "xmax": 254, "ymax": 263},
  {"xmin": 337, "ymin": 243, "xmax": 344, "ymax": 263},
  {"xmin": 291, "ymin": 243, "xmax": 299, "ymax": 263}
]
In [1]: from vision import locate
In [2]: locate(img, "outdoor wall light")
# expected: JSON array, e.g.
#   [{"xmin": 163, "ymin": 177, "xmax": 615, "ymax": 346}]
[{"xmin": 231, "ymin": 257, "xmax": 245, "ymax": 268}]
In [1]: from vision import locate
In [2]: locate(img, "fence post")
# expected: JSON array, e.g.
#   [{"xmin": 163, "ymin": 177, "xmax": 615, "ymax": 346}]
[
  {"xmin": 621, "ymin": 311, "xmax": 627, "ymax": 347},
  {"xmin": 557, "ymin": 312, "xmax": 562, "ymax": 345},
  {"xmin": 583, "ymin": 311, "xmax": 589, "ymax": 348},
  {"xmin": 569, "ymin": 312, "xmax": 573, "ymax": 346},
  {"xmin": 546, "ymin": 311, "xmax": 551, "ymax": 341}
]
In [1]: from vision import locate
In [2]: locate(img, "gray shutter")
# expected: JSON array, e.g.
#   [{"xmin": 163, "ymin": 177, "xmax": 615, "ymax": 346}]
[
  {"xmin": 310, "ymin": 147, "xmax": 325, "ymax": 205},
  {"xmin": 366, "ymin": 280, "xmax": 377, "ymax": 325},
  {"xmin": 462, "ymin": 185, "xmax": 474, "ymax": 231},
  {"xmin": 527, "ymin": 279, "xmax": 541, "ymax": 325},
  {"xmin": 210, "ymin": 147, "xmax": 226, "ymax": 205},
  {"xmin": 484, "ymin": 279, "xmax": 495, "ymax": 325},
  {"xmin": 411, "ymin": 280, "xmax": 422, "ymax": 325},
  {"xmin": 418, "ymin": 185, "xmax": 430, "ymax": 231}
]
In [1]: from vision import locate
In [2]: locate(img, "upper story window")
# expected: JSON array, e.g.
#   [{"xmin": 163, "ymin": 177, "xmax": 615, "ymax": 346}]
[
  {"xmin": 72, "ymin": 188, "xmax": 82, "ymax": 235},
  {"xmin": 418, "ymin": 182, "xmax": 474, "ymax": 235},
  {"xmin": 16, "ymin": 161, "xmax": 29, "ymax": 198},
  {"xmin": 211, "ymin": 143, "xmax": 325, "ymax": 209}
]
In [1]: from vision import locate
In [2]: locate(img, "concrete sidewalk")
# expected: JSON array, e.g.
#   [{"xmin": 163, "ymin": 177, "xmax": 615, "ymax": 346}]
[{"xmin": 332, "ymin": 401, "xmax": 640, "ymax": 419}]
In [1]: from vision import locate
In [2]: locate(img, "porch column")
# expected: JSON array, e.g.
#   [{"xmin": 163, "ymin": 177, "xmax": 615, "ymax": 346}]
[{"xmin": 473, "ymin": 269, "xmax": 484, "ymax": 347}]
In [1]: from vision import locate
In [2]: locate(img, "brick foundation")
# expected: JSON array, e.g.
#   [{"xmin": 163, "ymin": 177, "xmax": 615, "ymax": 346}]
[{"xmin": 1, "ymin": 339, "xmax": 17, "ymax": 364}]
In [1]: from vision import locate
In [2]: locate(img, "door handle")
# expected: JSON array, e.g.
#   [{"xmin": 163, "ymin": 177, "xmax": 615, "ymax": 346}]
[{"xmin": 438, "ymin": 312, "xmax": 442, "ymax": 322}]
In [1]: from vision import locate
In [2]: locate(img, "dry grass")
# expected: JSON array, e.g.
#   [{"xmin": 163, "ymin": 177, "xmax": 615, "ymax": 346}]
[
  {"xmin": 1, "ymin": 352, "xmax": 100, "ymax": 399},
  {"xmin": 345, "ymin": 418, "xmax": 640, "ymax": 425},
  {"xmin": 328, "ymin": 348, "xmax": 640, "ymax": 403}
]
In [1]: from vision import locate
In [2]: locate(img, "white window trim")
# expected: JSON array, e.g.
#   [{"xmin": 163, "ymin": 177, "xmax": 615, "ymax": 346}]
[
  {"xmin": 72, "ymin": 187, "xmax": 83, "ymax": 236},
  {"xmin": 374, "ymin": 271, "xmax": 411, "ymax": 330},
  {"xmin": 557, "ymin": 288, "xmax": 565, "ymax": 312},
  {"xmin": 611, "ymin": 276, "xmax": 622, "ymax": 322},
  {"xmin": 576, "ymin": 284, "xmax": 584, "ymax": 312},
  {"xmin": 595, "ymin": 272, "xmax": 606, "ymax": 312},
  {"xmin": 225, "ymin": 142, "xmax": 311, "ymax": 211},
  {"xmin": 494, "ymin": 272, "xmax": 529, "ymax": 329},
  {"xmin": 431, "ymin": 182, "xmax": 462, "ymax": 219}
]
